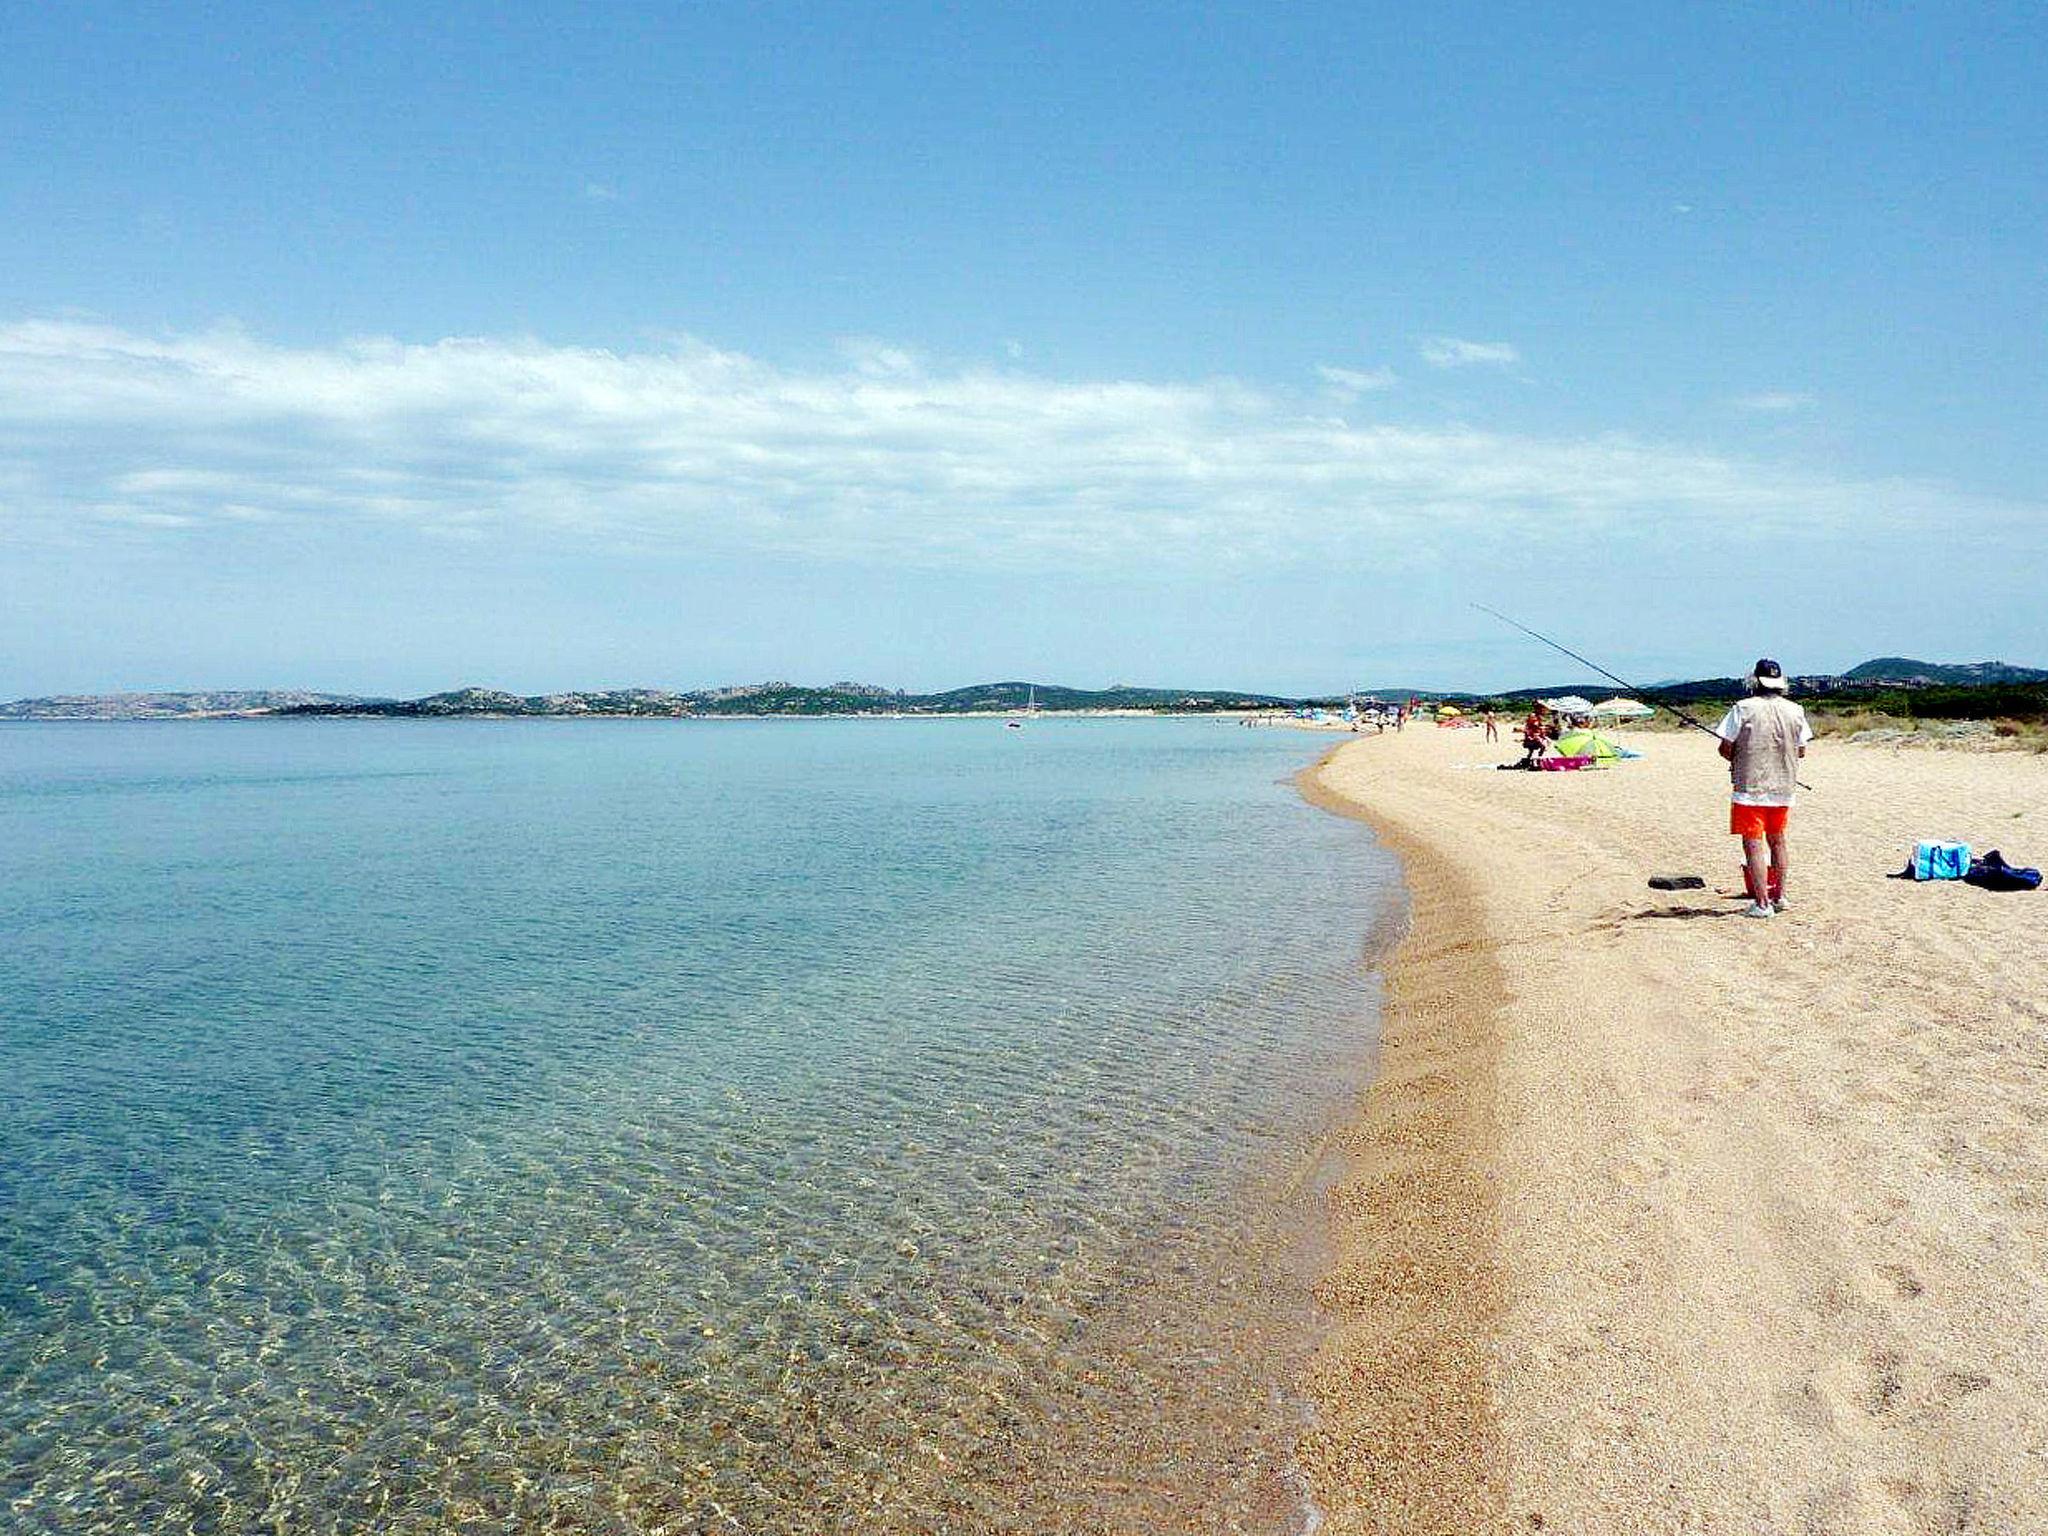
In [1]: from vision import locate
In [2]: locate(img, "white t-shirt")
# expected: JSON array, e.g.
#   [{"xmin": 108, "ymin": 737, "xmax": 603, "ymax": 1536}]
[{"xmin": 1715, "ymin": 697, "xmax": 1813, "ymax": 806}]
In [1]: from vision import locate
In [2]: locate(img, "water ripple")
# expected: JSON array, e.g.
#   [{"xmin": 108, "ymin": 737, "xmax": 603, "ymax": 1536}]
[{"xmin": 0, "ymin": 720, "xmax": 1398, "ymax": 1533}]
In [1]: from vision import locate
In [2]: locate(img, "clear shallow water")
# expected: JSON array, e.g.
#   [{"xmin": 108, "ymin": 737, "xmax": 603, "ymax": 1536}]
[{"xmin": 0, "ymin": 719, "xmax": 1399, "ymax": 1534}]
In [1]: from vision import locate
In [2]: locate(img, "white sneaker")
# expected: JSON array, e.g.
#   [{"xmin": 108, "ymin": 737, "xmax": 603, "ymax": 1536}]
[
  {"xmin": 1773, "ymin": 895, "xmax": 1791, "ymax": 913},
  {"xmin": 1741, "ymin": 902, "xmax": 1775, "ymax": 918}
]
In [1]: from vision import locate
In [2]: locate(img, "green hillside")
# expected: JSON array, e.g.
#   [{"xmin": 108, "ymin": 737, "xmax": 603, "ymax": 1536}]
[{"xmin": 1841, "ymin": 658, "xmax": 2048, "ymax": 686}]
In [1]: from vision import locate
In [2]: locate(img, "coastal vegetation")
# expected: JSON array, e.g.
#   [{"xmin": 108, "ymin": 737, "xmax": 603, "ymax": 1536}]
[
  {"xmin": 1443, "ymin": 663, "xmax": 2048, "ymax": 747},
  {"xmin": 0, "ymin": 681, "xmax": 1299, "ymax": 720},
  {"xmin": 270, "ymin": 681, "xmax": 1301, "ymax": 718}
]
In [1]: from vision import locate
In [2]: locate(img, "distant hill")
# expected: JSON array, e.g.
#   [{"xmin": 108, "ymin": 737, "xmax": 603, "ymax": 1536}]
[
  {"xmin": 275, "ymin": 680, "xmax": 1300, "ymax": 718},
  {"xmin": 1364, "ymin": 658, "xmax": 2048, "ymax": 707},
  {"xmin": 0, "ymin": 690, "xmax": 375, "ymax": 720},
  {"xmin": 1841, "ymin": 658, "xmax": 2048, "ymax": 686},
  {"xmin": 916, "ymin": 681, "xmax": 1293, "ymax": 712}
]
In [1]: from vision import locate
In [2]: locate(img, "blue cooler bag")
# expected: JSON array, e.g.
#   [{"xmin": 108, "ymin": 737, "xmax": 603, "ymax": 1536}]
[{"xmin": 1910, "ymin": 840, "xmax": 1972, "ymax": 880}]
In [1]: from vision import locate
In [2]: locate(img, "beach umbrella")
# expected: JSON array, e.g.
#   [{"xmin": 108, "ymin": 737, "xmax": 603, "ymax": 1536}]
[
  {"xmin": 1553, "ymin": 729, "xmax": 1624, "ymax": 766},
  {"xmin": 1591, "ymin": 697, "xmax": 1654, "ymax": 721}
]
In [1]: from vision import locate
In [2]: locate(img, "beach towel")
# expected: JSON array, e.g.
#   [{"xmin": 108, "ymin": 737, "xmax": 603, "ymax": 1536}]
[
  {"xmin": 1963, "ymin": 850, "xmax": 2041, "ymax": 892},
  {"xmin": 1908, "ymin": 840, "xmax": 1972, "ymax": 881},
  {"xmin": 1540, "ymin": 755, "xmax": 1593, "ymax": 772}
]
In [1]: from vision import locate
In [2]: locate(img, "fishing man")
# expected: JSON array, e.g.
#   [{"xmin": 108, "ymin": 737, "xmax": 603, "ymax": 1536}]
[{"xmin": 1715, "ymin": 659, "xmax": 1813, "ymax": 917}]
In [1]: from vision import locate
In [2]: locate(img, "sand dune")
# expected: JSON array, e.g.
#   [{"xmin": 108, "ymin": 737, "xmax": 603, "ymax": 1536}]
[{"xmin": 1302, "ymin": 725, "xmax": 2048, "ymax": 1534}]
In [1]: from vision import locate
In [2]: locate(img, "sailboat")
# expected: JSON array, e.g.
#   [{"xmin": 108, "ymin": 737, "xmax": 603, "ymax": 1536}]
[{"xmin": 1006, "ymin": 685, "xmax": 1034, "ymax": 728}]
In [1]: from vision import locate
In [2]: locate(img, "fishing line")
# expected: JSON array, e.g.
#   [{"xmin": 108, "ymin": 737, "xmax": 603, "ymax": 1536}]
[{"xmin": 1471, "ymin": 603, "xmax": 1812, "ymax": 789}]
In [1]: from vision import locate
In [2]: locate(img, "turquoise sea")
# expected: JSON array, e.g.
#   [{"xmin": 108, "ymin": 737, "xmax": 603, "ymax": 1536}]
[{"xmin": 0, "ymin": 719, "xmax": 1399, "ymax": 1534}]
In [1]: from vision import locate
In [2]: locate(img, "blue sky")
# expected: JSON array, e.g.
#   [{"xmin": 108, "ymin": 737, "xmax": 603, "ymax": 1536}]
[{"xmin": 2, "ymin": 1, "xmax": 2043, "ymax": 696}]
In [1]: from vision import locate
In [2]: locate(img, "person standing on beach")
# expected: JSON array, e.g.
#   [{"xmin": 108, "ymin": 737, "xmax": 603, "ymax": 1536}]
[
  {"xmin": 1716, "ymin": 659, "xmax": 1813, "ymax": 917},
  {"xmin": 1483, "ymin": 711, "xmax": 1499, "ymax": 742}
]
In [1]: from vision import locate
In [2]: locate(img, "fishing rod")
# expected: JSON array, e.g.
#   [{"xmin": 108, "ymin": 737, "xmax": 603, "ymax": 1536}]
[{"xmin": 1471, "ymin": 603, "xmax": 1812, "ymax": 788}]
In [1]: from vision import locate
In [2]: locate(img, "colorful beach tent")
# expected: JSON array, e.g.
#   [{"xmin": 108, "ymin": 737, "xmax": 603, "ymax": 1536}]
[
  {"xmin": 1552, "ymin": 729, "xmax": 1625, "ymax": 767},
  {"xmin": 1592, "ymin": 697, "xmax": 1654, "ymax": 720}
]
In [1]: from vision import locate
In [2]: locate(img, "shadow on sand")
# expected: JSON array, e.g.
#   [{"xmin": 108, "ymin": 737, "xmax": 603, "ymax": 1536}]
[{"xmin": 1626, "ymin": 903, "xmax": 1747, "ymax": 921}]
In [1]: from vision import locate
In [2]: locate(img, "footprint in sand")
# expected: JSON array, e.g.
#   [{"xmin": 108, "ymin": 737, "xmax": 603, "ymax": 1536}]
[
  {"xmin": 1875, "ymin": 1262, "xmax": 1925, "ymax": 1299},
  {"xmin": 1806, "ymin": 1344, "xmax": 1909, "ymax": 1429},
  {"xmin": 1866, "ymin": 1347, "xmax": 1905, "ymax": 1414},
  {"xmin": 1935, "ymin": 1368, "xmax": 1991, "ymax": 1402}
]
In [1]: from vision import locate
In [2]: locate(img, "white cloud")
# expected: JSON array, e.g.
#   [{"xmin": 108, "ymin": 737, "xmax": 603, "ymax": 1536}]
[
  {"xmin": 836, "ymin": 336, "xmax": 921, "ymax": 377},
  {"xmin": 1733, "ymin": 390, "xmax": 1815, "ymax": 413},
  {"xmin": 582, "ymin": 182, "xmax": 619, "ymax": 202},
  {"xmin": 1316, "ymin": 364, "xmax": 1397, "ymax": 401},
  {"xmin": 102, "ymin": 509, "xmax": 197, "ymax": 527},
  {"xmin": 1420, "ymin": 336, "xmax": 1521, "ymax": 369},
  {"xmin": 0, "ymin": 320, "xmax": 2019, "ymax": 572}
]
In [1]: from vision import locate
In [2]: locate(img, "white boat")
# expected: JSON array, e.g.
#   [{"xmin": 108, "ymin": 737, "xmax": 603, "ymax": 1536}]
[{"xmin": 1006, "ymin": 685, "xmax": 1035, "ymax": 728}]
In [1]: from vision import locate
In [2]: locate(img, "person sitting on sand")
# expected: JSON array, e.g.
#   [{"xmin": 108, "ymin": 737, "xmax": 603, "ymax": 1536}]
[{"xmin": 1715, "ymin": 658, "xmax": 1813, "ymax": 917}]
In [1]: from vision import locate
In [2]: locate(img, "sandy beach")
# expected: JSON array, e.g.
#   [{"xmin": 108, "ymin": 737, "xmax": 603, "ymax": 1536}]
[{"xmin": 1299, "ymin": 724, "xmax": 2048, "ymax": 1533}]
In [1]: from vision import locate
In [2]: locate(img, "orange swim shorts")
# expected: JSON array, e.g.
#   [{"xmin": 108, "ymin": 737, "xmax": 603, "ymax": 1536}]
[{"xmin": 1729, "ymin": 803, "xmax": 1790, "ymax": 838}]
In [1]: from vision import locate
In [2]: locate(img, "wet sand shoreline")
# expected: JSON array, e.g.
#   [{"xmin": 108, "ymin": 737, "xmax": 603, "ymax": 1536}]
[
  {"xmin": 1298, "ymin": 726, "xmax": 2048, "ymax": 1533},
  {"xmin": 1292, "ymin": 752, "xmax": 1509, "ymax": 1531}
]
